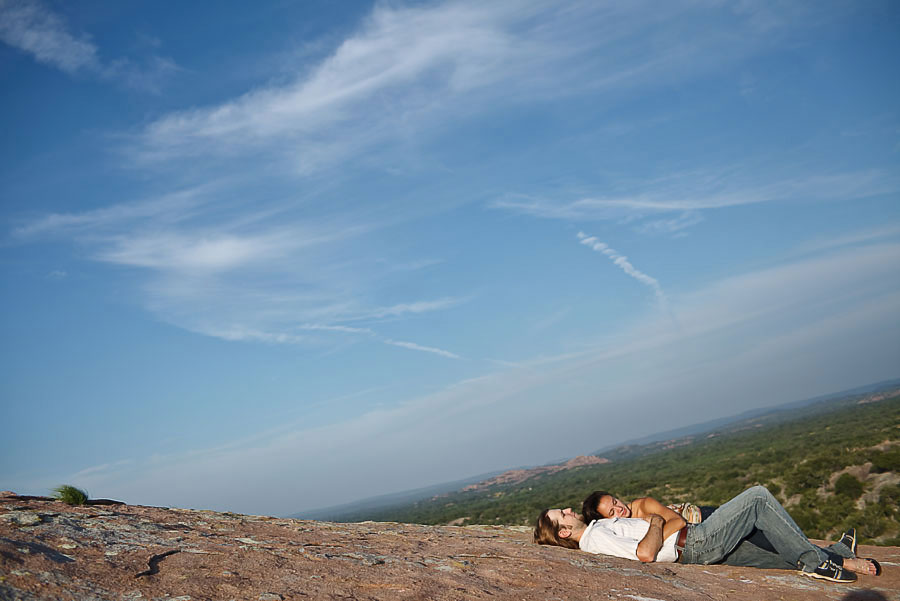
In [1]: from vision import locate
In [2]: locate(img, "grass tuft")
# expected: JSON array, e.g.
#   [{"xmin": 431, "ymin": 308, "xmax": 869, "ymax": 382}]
[{"xmin": 52, "ymin": 484, "xmax": 89, "ymax": 505}]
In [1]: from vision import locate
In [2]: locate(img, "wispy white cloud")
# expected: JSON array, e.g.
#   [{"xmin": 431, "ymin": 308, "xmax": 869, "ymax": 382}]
[
  {"xmin": 178, "ymin": 316, "xmax": 463, "ymax": 361},
  {"xmin": 367, "ymin": 297, "xmax": 467, "ymax": 319},
  {"xmin": 492, "ymin": 169, "xmax": 899, "ymax": 222},
  {"xmin": 791, "ymin": 223, "xmax": 900, "ymax": 257},
  {"xmin": 0, "ymin": 0, "xmax": 178, "ymax": 90},
  {"xmin": 69, "ymin": 459, "xmax": 133, "ymax": 480},
  {"xmin": 0, "ymin": 0, "xmax": 99, "ymax": 74},
  {"xmin": 297, "ymin": 324, "xmax": 375, "ymax": 335},
  {"xmin": 577, "ymin": 231, "xmax": 668, "ymax": 309},
  {"xmin": 648, "ymin": 243, "xmax": 900, "ymax": 345},
  {"xmin": 529, "ymin": 307, "xmax": 570, "ymax": 333},
  {"xmin": 192, "ymin": 317, "xmax": 466, "ymax": 362},
  {"xmin": 636, "ymin": 211, "xmax": 704, "ymax": 236},
  {"xmin": 191, "ymin": 325, "xmax": 311, "ymax": 345},
  {"xmin": 126, "ymin": 0, "xmax": 807, "ymax": 175},
  {"xmin": 731, "ymin": 0, "xmax": 842, "ymax": 34},
  {"xmin": 107, "ymin": 54, "xmax": 180, "ymax": 94},
  {"xmin": 96, "ymin": 232, "xmax": 285, "ymax": 273},
  {"xmin": 12, "ymin": 185, "xmax": 215, "ymax": 239},
  {"xmin": 383, "ymin": 338, "xmax": 461, "ymax": 359},
  {"xmin": 132, "ymin": 1, "xmax": 542, "ymax": 168},
  {"xmin": 13, "ymin": 185, "xmax": 465, "ymax": 354}
]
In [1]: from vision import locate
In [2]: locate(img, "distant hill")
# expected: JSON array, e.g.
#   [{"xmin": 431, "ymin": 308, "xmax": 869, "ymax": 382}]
[
  {"xmin": 461, "ymin": 455, "xmax": 609, "ymax": 493},
  {"xmin": 593, "ymin": 377, "xmax": 900, "ymax": 461},
  {"xmin": 289, "ymin": 468, "xmax": 509, "ymax": 520}
]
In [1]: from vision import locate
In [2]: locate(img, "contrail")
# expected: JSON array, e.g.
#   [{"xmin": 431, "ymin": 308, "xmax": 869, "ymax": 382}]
[{"xmin": 577, "ymin": 231, "xmax": 668, "ymax": 310}]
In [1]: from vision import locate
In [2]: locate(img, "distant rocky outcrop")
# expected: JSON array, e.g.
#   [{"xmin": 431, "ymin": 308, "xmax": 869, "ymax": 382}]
[
  {"xmin": 461, "ymin": 455, "xmax": 610, "ymax": 492},
  {"xmin": 1, "ymin": 491, "xmax": 896, "ymax": 601}
]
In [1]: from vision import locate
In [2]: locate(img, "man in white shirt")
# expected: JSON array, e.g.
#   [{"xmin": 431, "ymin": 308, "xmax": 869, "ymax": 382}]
[
  {"xmin": 578, "ymin": 512, "xmax": 680, "ymax": 562},
  {"xmin": 534, "ymin": 486, "xmax": 879, "ymax": 583}
]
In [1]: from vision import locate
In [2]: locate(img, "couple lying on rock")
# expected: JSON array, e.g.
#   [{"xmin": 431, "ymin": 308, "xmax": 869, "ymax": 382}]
[{"xmin": 534, "ymin": 485, "xmax": 882, "ymax": 584}]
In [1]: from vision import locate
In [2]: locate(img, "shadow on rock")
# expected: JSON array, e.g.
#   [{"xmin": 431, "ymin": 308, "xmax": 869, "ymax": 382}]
[
  {"xmin": 0, "ymin": 537, "xmax": 75, "ymax": 563},
  {"xmin": 841, "ymin": 591, "xmax": 889, "ymax": 601}
]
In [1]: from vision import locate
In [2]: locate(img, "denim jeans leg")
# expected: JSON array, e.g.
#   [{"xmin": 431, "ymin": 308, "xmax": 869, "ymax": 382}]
[
  {"xmin": 720, "ymin": 540, "xmax": 795, "ymax": 569},
  {"xmin": 721, "ymin": 541, "xmax": 845, "ymax": 569},
  {"xmin": 825, "ymin": 540, "xmax": 855, "ymax": 559},
  {"xmin": 680, "ymin": 486, "xmax": 827, "ymax": 571}
]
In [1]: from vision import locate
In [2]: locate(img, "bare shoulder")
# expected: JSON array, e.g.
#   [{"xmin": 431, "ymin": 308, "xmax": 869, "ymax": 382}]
[
  {"xmin": 636, "ymin": 496, "xmax": 665, "ymax": 508},
  {"xmin": 631, "ymin": 497, "xmax": 652, "ymax": 515},
  {"xmin": 639, "ymin": 497, "xmax": 686, "ymax": 522}
]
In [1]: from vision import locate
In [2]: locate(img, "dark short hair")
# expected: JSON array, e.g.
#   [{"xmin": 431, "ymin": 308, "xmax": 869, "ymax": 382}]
[{"xmin": 581, "ymin": 490, "xmax": 612, "ymax": 523}]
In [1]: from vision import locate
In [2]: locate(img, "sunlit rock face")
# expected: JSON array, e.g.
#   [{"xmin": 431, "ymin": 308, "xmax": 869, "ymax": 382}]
[{"xmin": 1, "ymin": 491, "xmax": 897, "ymax": 601}]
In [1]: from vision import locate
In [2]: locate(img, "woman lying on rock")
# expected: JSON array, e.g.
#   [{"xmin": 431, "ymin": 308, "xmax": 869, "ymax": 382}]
[
  {"xmin": 582, "ymin": 490, "xmax": 779, "ymax": 562},
  {"xmin": 533, "ymin": 485, "xmax": 881, "ymax": 584}
]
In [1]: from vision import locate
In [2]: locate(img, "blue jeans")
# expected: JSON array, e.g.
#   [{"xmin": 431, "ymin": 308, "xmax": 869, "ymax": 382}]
[
  {"xmin": 680, "ymin": 486, "xmax": 839, "ymax": 572},
  {"xmin": 721, "ymin": 538, "xmax": 855, "ymax": 570}
]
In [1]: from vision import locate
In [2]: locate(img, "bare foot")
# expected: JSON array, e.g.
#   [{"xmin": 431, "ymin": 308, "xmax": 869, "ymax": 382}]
[{"xmin": 843, "ymin": 558, "xmax": 879, "ymax": 576}]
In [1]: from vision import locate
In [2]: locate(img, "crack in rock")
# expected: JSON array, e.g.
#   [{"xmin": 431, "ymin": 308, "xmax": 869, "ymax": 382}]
[{"xmin": 134, "ymin": 549, "xmax": 180, "ymax": 578}]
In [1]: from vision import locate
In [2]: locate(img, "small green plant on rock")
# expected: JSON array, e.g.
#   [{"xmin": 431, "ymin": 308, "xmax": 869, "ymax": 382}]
[{"xmin": 52, "ymin": 484, "xmax": 88, "ymax": 505}]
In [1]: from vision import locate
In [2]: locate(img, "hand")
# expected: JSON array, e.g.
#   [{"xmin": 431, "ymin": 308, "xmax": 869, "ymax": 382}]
[{"xmin": 642, "ymin": 513, "xmax": 664, "ymax": 525}]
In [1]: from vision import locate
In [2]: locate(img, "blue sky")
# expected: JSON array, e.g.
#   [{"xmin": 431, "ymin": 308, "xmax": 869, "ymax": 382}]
[{"xmin": 1, "ymin": 0, "xmax": 898, "ymax": 516}]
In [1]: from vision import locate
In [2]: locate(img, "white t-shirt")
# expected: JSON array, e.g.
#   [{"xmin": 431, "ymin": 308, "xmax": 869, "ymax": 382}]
[{"xmin": 578, "ymin": 517, "xmax": 679, "ymax": 563}]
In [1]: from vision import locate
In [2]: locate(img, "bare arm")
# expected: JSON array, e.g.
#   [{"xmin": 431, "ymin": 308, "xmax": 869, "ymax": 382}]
[
  {"xmin": 632, "ymin": 497, "xmax": 687, "ymax": 541},
  {"xmin": 636, "ymin": 514, "xmax": 665, "ymax": 562}
]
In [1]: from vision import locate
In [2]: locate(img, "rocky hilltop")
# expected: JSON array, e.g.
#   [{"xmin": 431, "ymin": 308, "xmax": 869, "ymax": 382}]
[
  {"xmin": 461, "ymin": 455, "xmax": 610, "ymax": 492},
  {"xmin": 1, "ymin": 492, "xmax": 897, "ymax": 601}
]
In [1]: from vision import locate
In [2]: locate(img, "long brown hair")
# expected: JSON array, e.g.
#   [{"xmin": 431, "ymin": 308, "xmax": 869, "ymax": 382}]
[{"xmin": 533, "ymin": 509, "xmax": 580, "ymax": 549}]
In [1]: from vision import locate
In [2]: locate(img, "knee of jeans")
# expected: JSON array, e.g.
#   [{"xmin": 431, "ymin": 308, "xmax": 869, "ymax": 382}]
[{"xmin": 749, "ymin": 485, "xmax": 770, "ymax": 499}]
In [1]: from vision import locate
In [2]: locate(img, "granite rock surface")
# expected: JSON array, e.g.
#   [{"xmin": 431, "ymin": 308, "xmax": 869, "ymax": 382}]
[{"xmin": 1, "ymin": 492, "xmax": 897, "ymax": 601}]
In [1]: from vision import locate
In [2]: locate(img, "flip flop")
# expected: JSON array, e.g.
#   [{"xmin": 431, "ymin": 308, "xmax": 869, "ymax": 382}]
[{"xmin": 864, "ymin": 558, "xmax": 882, "ymax": 576}]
